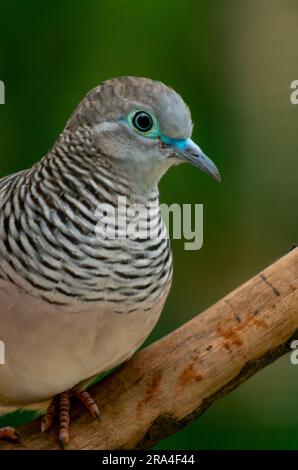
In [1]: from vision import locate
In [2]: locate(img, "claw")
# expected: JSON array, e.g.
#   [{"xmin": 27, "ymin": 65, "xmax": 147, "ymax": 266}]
[
  {"xmin": 71, "ymin": 386, "xmax": 100, "ymax": 419},
  {"xmin": 41, "ymin": 386, "xmax": 99, "ymax": 446},
  {"xmin": 58, "ymin": 392, "xmax": 70, "ymax": 447},
  {"xmin": 0, "ymin": 426, "xmax": 21, "ymax": 442},
  {"xmin": 41, "ymin": 396, "xmax": 59, "ymax": 432}
]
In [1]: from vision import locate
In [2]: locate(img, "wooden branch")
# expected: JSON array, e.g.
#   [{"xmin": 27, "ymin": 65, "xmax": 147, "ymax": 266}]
[{"xmin": 1, "ymin": 248, "xmax": 298, "ymax": 450}]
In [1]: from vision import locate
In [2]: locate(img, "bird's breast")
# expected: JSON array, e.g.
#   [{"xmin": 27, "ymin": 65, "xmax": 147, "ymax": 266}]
[{"xmin": 0, "ymin": 181, "xmax": 173, "ymax": 313}]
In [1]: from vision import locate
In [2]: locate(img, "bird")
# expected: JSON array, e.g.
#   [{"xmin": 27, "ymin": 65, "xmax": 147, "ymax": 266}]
[{"xmin": 0, "ymin": 76, "xmax": 220, "ymax": 446}]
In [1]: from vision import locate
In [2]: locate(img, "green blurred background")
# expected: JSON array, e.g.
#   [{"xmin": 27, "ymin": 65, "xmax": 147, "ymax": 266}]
[{"xmin": 0, "ymin": 0, "xmax": 297, "ymax": 450}]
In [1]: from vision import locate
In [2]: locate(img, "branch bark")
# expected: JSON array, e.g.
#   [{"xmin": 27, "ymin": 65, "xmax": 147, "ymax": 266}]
[{"xmin": 1, "ymin": 248, "xmax": 298, "ymax": 450}]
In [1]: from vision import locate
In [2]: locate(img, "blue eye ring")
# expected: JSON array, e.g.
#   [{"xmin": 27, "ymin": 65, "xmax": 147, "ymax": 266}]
[
  {"xmin": 125, "ymin": 110, "xmax": 160, "ymax": 138},
  {"xmin": 132, "ymin": 111, "xmax": 153, "ymax": 132}
]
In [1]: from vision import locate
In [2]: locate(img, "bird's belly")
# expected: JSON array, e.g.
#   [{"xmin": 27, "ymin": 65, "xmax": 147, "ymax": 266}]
[{"xmin": 0, "ymin": 279, "xmax": 170, "ymax": 406}]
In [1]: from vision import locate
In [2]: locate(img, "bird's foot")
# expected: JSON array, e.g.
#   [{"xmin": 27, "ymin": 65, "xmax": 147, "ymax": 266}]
[
  {"xmin": 0, "ymin": 426, "xmax": 21, "ymax": 441},
  {"xmin": 41, "ymin": 386, "xmax": 100, "ymax": 447}
]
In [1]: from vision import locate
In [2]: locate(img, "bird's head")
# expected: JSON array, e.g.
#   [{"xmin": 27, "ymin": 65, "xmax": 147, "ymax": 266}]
[{"xmin": 66, "ymin": 77, "xmax": 220, "ymax": 191}]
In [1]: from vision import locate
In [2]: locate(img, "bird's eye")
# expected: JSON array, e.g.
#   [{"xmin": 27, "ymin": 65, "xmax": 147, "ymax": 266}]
[
  {"xmin": 132, "ymin": 111, "xmax": 153, "ymax": 132},
  {"xmin": 125, "ymin": 110, "xmax": 159, "ymax": 138}
]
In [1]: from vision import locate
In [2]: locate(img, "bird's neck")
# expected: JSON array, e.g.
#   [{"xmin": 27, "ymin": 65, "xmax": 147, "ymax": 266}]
[{"xmin": 36, "ymin": 127, "xmax": 160, "ymax": 206}]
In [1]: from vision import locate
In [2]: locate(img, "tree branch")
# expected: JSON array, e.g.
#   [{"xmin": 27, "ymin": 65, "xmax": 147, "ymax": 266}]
[{"xmin": 1, "ymin": 248, "xmax": 298, "ymax": 450}]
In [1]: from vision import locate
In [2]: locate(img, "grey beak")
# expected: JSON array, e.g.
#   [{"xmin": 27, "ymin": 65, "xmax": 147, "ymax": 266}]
[{"xmin": 172, "ymin": 138, "xmax": 221, "ymax": 182}]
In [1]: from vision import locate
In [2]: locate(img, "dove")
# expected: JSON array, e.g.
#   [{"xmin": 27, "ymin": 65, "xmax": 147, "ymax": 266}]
[{"xmin": 0, "ymin": 77, "xmax": 220, "ymax": 445}]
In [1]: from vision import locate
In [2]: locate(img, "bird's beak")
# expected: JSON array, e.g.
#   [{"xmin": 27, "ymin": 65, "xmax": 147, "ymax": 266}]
[{"xmin": 165, "ymin": 137, "xmax": 221, "ymax": 182}]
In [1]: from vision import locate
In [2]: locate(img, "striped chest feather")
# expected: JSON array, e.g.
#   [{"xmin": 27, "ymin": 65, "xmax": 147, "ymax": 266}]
[{"xmin": 0, "ymin": 139, "xmax": 173, "ymax": 312}]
